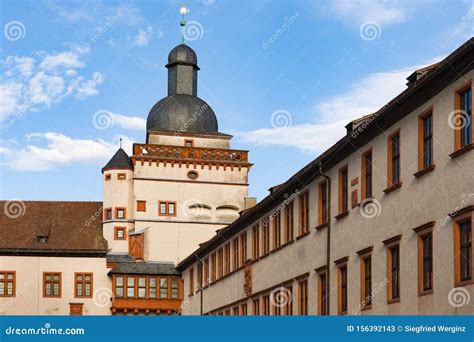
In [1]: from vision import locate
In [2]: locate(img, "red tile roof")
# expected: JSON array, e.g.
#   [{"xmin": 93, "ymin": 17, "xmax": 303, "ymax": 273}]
[{"xmin": 0, "ymin": 201, "xmax": 108, "ymax": 255}]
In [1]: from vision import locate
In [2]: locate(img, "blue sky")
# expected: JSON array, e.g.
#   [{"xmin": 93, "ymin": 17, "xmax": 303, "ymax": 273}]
[{"xmin": 1, "ymin": 0, "xmax": 473, "ymax": 202}]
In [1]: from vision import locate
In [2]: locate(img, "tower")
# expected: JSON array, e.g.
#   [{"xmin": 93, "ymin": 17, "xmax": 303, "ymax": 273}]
[{"xmin": 102, "ymin": 43, "xmax": 252, "ymax": 264}]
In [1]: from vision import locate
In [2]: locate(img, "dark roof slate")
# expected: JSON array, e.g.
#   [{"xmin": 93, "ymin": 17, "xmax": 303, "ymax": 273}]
[{"xmin": 102, "ymin": 148, "xmax": 133, "ymax": 173}]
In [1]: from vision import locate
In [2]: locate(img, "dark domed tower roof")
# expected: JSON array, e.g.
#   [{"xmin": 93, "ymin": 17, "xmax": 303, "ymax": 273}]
[{"xmin": 146, "ymin": 43, "xmax": 220, "ymax": 139}]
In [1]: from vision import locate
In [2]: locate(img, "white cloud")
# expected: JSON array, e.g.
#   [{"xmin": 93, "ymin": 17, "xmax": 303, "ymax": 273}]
[
  {"xmin": 203, "ymin": 0, "xmax": 216, "ymax": 6},
  {"xmin": 131, "ymin": 26, "xmax": 154, "ymax": 47},
  {"xmin": 0, "ymin": 47, "xmax": 104, "ymax": 120},
  {"xmin": 110, "ymin": 112, "xmax": 146, "ymax": 130},
  {"xmin": 0, "ymin": 132, "xmax": 134, "ymax": 171},
  {"xmin": 323, "ymin": 0, "xmax": 412, "ymax": 25},
  {"xmin": 237, "ymin": 61, "xmax": 438, "ymax": 153}
]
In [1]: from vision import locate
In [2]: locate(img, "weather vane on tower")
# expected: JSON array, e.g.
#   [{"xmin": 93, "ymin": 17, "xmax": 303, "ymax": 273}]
[{"xmin": 179, "ymin": 3, "xmax": 189, "ymax": 44}]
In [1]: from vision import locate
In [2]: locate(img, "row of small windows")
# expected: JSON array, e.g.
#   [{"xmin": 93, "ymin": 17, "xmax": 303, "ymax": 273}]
[
  {"xmin": 207, "ymin": 217, "xmax": 471, "ymax": 315},
  {"xmin": 104, "ymin": 170, "xmax": 199, "ymax": 181},
  {"xmin": 112, "ymin": 275, "xmax": 180, "ymax": 300},
  {"xmin": 0, "ymin": 272, "xmax": 92, "ymax": 298}
]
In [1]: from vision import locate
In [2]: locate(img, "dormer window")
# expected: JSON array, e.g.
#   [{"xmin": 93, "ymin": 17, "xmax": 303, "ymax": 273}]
[{"xmin": 37, "ymin": 235, "xmax": 48, "ymax": 243}]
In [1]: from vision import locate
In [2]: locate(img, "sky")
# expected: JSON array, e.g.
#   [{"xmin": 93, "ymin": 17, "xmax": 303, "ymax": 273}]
[{"xmin": 0, "ymin": 0, "xmax": 473, "ymax": 202}]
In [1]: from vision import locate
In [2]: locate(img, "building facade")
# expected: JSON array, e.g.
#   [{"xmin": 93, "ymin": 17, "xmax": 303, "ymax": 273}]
[{"xmin": 177, "ymin": 38, "xmax": 474, "ymax": 316}]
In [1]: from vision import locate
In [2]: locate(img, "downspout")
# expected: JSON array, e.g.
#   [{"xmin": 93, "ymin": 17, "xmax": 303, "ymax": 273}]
[{"xmin": 318, "ymin": 160, "xmax": 331, "ymax": 315}]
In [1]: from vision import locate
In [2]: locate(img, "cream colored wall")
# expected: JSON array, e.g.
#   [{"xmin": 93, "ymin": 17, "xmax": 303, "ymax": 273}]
[
  {"xmin": 147, "ymin": 133, "xmax": 231, "ymax": 149},
  {"xmin": 181, "ymin": 71, "xmax": 474, "ymax": 316},
  {"xmin": 0, "ymin": 256, "xmax": 111, "ymax": 315}
]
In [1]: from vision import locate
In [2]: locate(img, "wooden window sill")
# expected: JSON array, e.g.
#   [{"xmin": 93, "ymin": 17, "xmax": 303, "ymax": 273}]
[
  {"xmin": 455, "ymin": 279, "xmax": 474, "ymax": 287},
  {"xmin": 449, "ymin": 143, "xmax": 474, "ymax": 158},
  {"xmin": 315, "ymin": 222, "xmax": 328, "ymax": 230},
  {"xmin": 295, "ymin": 230, "xmax": 311, "ymax": 240},
  {"xmin": 335, "ymin": 211, "xmax": 349, "ymax": 220},
  {"xmin": 414, "ymin": 164, "xmax": 435, "ymax": 178},
  {"xmin": 270, "ymin": 239, "xmax": 294, "ymax": 254},
  {"xmin": 418, "ymin": 289, "xmax": 433, "ymax": 297},
  {"xmin": 383, "ymin": 182, "xmax": 402, "ymax": 194},
  {"xmin": 387, "ymin": 298, "xmax": 400, "ymax": 305}
]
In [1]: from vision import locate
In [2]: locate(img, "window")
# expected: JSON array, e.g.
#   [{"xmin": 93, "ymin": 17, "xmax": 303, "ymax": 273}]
[
  {"xmin": 0, "ymin": 271, "xmax": 15, "ymax": 297},
  {"xmin": 360, "ymin": 253, "xmax": 372, "ymax": 309},
  {"xmin": 232, "ymin": 238, "xmax": 239, "ymax": 270},
  {"xmin": 272, "ymin": 212, "xmax": 281, "ymax": 249},
  {"xmin": 361, "ymin": 150, "xmax": 372, "ymax": 199},
  {"xmin": 211, "ymin": 253, "xmax": 216, "ymax": 282},
  {"xmin": 171, "ymin": 278, "xmax": 179, "ymax": 299},
  {"xmin": 299, "ymin": 192, "xmax": 309, "ymax": 235},
  {"xmin": 318, "ymin": 271, "xmax": 327, "ymax": 315},
  {"xmin": 104, "ymin": 208, "xmax": 112, "ymax": 220},
  {"xmin": 217, "ymin": 248, "xmax": 223, "ymax": 279},
  {"xmin": 385, "ymin": 240, "xmax": 401, "ymax": 303},
  {"xmin": 197, "ymin": 262, "xmax": 202, "ymax": 288},
  {"xmin": 262, "ymin": 218, "xmax": 270, "ymax": 255},
  {"xmin": 262, "ymin": 295, "xmax": 270, "ymax": 315},
  {"xmin": 204, "ymin": 257, "xmax": 209, "ymax": 285},
  {"xmin": 115, "ymin": 207, "xmax": 126, "ymax": 219},
  {"xmin": 184, "ymin": 139, "xmax": 194, "ymax": 147},
  {"xmin": 413, "ymin": 222, "xmax": 434, "ymax": 296},
  {"xmin": 149, "ymin": 277, "xmax": 157, "ymax": 299},
  {"xmin": 252, "ymin": 298, "xmax": 260, "ymax": 315},
  {"xmin": 252, "ymin": 225, "xmax": 259, "ymax": 259},
  {"xmin": 117, "ymin": 173, "xmax": 126, "ymax": 180},
  {"xmin": 284, "ymin": 202, "xmax": 294, "ymax": 242},
  {"xmin": 189, "ymin": 267, "xmax": 194, "ymax": 295},
  {"xmin": 138, "ymin": 277, "xmax": 146, "ymax": 298},
  {"xmin": 240, "ymin": 232, "xmax": 247, "ymax": 265},
  {"xmin": 105, "ymin": 174, "xmax": 111, "ymax": 181},
  {"xmin": 75, "ymin": 273, "xmax": 92, "ymax": 298},
  {"xmin": 337, "ymin": 263, "xmax": 348, "ymax": 315},
  {"xmin": 284, "ymin": 286, "xmax": 293, "ymax": 315},
  {"xmin": 115, "ymin": 276, "xmax": 124, "ymax": 298},
  {"xmin": 454, "ymin": 85, "xmax": 472, "ymax": 151},
  {"xmin": 318, "ymin": 181, "xmax": 328, "ymax": 226},
  {"xmin": 387, "ymin": 130, "xmax": 401, "ymax": 188},
  {"xmin": 455, "ymin": 219, "xmax": 472, "ymax": 285},
  {"xmin": 159, "ymin": 201, "xmax": 176, "ymax": 216},
  {"xmin": 187, "ymin": 170, "xmax": 199, "ymax": 180},
  {"xmin": 233, "ymin": 307, "xmax": 239, "ymax": 315},
  {"xmin": 298, "ymin": 279, "xmax": 308, "ymax": 315},
  {"xmin": 136, "ymin": 200, "xmax": 146, "ymax": 212},
  {"xmin": 224, "ymin": 243, "xmax": 231, "ymax": 275},
  {"xmin": 160, "ymin": 278, "xmax": 169, "ymax": 299},
  {"xmin": 418, "ymin": 110, "xmax": 434, "ymax": 171},
  {"xmin": 273, "ymin": 291, "xmax": 281, "ymax": 316},
  {"xmin": 43, "ymin": 272, "xmax": 61, "ymax": 298},
  {"xmin": 127, "ymin": 277, "xmax": 135, "ymax": 298},
  {"xmin": 338, "ymin": 166, "xmax": 348, "ymax": 215},
  {"xmin": 114, "ymin": 227, "xmax": 126, "ymax": 240},
  {"xmin": 240, "ymin": 303, "xmax": 248, "ymax": 315}
]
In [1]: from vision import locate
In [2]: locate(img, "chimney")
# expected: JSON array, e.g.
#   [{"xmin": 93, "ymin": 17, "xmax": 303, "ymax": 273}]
[{"xmin": 244, "ymin": 197, "xmax": 257, "ymax": 210}]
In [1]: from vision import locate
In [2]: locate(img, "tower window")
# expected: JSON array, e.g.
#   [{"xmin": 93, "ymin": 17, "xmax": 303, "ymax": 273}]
[
  {"xmin": 159, "ymin": 201, "xmax": 177, "ymax": 216},
  {"xmin": 105, "ymin": 174, "xmax": 111, "ymax": 181},
  {"xmin": 115, "ymin": 208, "xmax": 126, "ymax": 219},
  {"xmin": 114, "ymin": 227, "xmax": 126, "ymax": 240},
  {"xmin": 117, "ymin": 173, "xmax": 126, "ymax": 180},
  {"xmin": 187, "ymin": 170, "xmax": 199, "ymax": 180},
  {"xmin": 184, "ymin": 139, "xmax": 194, "ymax": 147},
  {"xmin": 104, "ymin": 208, "xmax": 112, "ymax": 220}
]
